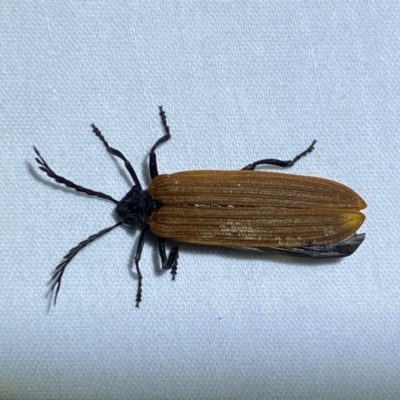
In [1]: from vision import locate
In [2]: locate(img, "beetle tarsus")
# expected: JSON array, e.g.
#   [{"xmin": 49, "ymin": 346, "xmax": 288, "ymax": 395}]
[
  {"xmin": 168, "ymin": 246, "xmax": 179, "ymax": 280},
  {"xmin": 135, "ymin": 277, "xmax": 142, "ymax": 307}
]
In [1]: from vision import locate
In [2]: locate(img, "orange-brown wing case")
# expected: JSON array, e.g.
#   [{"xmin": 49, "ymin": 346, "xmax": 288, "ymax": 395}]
[{"xmin": 149, "ymin": 170, "xmax": 366, "ymax": 248}]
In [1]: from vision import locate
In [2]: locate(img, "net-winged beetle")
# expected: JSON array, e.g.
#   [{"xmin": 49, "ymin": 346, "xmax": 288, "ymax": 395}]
[{"xmin": 34, "ymin": 107, "xmax": 366, "ymax": 307}]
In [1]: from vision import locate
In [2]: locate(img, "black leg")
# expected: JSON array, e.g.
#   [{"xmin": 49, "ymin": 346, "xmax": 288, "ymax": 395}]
[
  {"xmin": 134, "ymin": 226, "xmax": 149, "ymax": 307},
  {"xmin": 91, "ymin": 124, "xmax": 141, "ymax": 188},
  {"xmin": 241, "ymin": 140, "xmax": 317, "ymax": 170},
  {"xmin": 149, "ymin": 106, "xmax": 172, "ymax": 179},
  {"xmin": 34, "ymin": 147, "xmax": 118, "ymax": 204},
  {"xmin": 158, "ymin": 238, "xmax": 179, "ymax": 280}
]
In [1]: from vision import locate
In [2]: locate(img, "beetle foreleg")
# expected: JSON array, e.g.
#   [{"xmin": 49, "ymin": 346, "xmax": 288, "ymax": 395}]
[{"xmin": 149, "ymin": 106, "xmax": 173, "ymax": 179}]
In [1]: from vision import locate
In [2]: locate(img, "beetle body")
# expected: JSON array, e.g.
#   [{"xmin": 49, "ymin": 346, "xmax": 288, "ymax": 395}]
[
  {"xmin": 149, "ymin": 170, "xmax": 365, "ymax": 249},
  {"xmin": 34, "ymin": 107, "xmax": 366, "ymax": 306}
]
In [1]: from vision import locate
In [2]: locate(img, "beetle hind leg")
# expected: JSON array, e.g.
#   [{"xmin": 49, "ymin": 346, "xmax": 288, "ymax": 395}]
[
  {"xmin": 241, "ymin": 140, "xmax": 317, "ymax": 170},
  {"xmin": 158, "ymin": 238, "xmax": 179, "ymax": 280}
]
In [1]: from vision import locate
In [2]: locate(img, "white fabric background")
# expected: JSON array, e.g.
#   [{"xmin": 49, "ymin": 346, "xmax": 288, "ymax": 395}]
[{"xmin": 1, "ymin": 1, "xmax": 399, "ymax": 399}]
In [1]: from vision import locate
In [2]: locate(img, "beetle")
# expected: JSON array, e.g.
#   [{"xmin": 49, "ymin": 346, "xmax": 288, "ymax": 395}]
[{"xmin": 34, "ymin": 106, "xmax": 366, "ymax": 307}]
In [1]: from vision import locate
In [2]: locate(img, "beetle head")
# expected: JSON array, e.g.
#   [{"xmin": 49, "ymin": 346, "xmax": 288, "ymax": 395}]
[{"xmin": 116, "ymin": 185, "xmax": 148, "ymax": 228}]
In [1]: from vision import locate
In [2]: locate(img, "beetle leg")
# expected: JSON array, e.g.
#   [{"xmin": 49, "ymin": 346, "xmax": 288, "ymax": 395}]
[
  {"xmin": 149, "ymin": 106, "xmax": 172, "ymax": 179},
  {"xmin": 91, "ymin": 124, "xmax": 141, "ymax": 188},
  {"xmin": 241, "ymin": 140, "xmax": 317, "ymax": 170},
  {"xmin": 158, "ymin": 238, "xmax": 179, "ymax": 280},
  {"xmin": 133, "ymin": 226, "xmax": 149, "ymax": 307}
]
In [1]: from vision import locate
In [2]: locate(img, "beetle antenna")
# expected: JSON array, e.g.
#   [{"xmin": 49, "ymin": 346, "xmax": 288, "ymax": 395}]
[
  {"xmin": 91, "ymin": 124, "xmax": 141, "ymax": 188},
  {"xmin": 48, "ymin": 221, "xmax": 123, "ymax": 306},
  {"xmin": 34, "ymin": 147, "xmax": 118, "ymax": 204}
]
